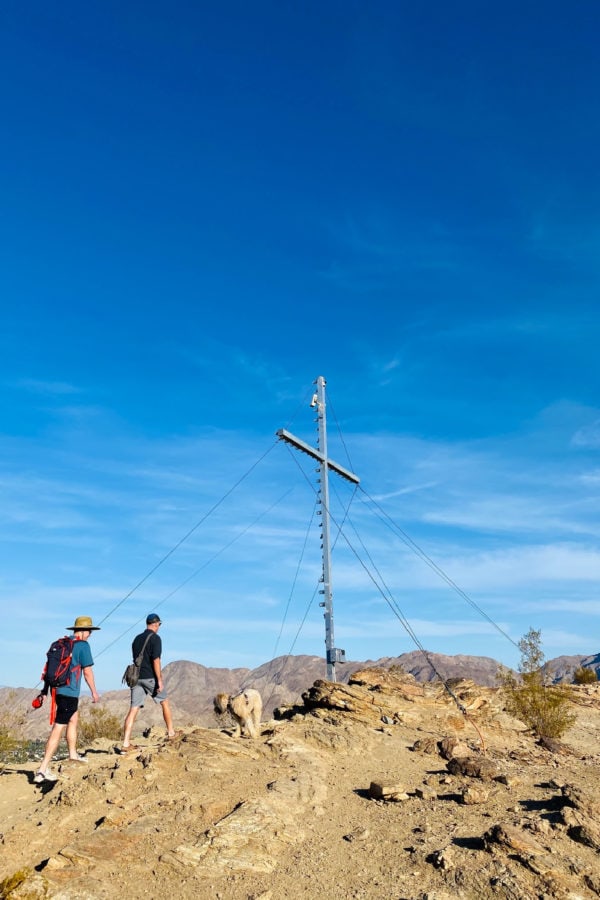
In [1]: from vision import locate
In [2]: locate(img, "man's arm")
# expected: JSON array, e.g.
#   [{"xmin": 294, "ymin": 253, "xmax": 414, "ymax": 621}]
[
  {"xmin": 152, "ymin": 656, "xmax": 163, "ymax": 692},
  {"xmin": 82, "ymin": 666, "xmax": 100, "ymax": 703}
]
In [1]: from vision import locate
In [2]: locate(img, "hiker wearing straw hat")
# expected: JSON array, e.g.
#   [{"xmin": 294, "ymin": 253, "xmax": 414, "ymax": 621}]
[{"xmin": 34, "ymin": 616, "xmax": 101, "ymax": 784}]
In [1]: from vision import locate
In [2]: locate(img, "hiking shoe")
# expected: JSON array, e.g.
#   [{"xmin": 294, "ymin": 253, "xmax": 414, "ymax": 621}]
[
  {"xmin": 67, "ymin": 754, "xmax": 88, "ymax": 763},
  {"xmin": 33, "ymin": 770, "xmax": 58, "ymax": 784},
  {"xmin": 119, "ymin": 745, "xmax": 139, "ymax": 754}
]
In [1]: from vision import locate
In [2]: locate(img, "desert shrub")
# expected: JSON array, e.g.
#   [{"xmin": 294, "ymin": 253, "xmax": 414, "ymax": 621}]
[
  {"xmin": 0, "ymin": 691, "xmax": 26, "ymax": 758},
  {"xmin": 498, "ymin": 628, "xmax": 575, "ymax": 740},
  {"xmin": 78, "ymin": 706, "xmax": 122, "ymax": 743},
  {"xmin": 0, "ymin": 868, "xmax": 32, "ymax": 896},
  {"xmin": 573, "ymin": 666, "xmax": 598, "ymax": 685},
  {"xmin": 0, "ymin": 716, "xmax": 19, "ymax": 754}
]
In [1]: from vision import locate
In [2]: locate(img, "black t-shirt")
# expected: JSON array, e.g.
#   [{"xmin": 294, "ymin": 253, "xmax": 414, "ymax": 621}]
[{"xmin": 132, "ymin": 629, "xmax": 162, "ymax": 680}]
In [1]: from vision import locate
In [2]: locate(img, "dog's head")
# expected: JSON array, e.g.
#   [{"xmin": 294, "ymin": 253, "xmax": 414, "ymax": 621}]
[{"xmin": 213, "ymin": 693, "xmax": 230, "ymax": 715}]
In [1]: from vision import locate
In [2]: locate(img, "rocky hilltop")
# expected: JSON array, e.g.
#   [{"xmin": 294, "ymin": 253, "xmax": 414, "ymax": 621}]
[
  {"xmin": 6, "ymin": 648, "xmax": 597, "ymax": 744},
  {"xmin": 3, "ymin": 649, "xmax": 598, "ymax": 744},
  {"xmin": 2, "ymin": 667, "xmax": 600, "ymax": 899},
  {"xmin": 3, "ymin": 651, "xmax": 507, "ymax": 742}
]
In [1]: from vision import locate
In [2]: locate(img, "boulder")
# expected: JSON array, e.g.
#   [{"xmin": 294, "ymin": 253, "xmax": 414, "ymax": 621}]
[{"xmin": 446, "ymin": 755, "xmax": 499, "ymax": 781}]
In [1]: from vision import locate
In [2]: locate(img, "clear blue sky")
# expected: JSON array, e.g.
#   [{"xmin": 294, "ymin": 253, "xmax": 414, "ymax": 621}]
[{"xmin": 2, "ymin": 2, "xmax": 599, "ymax": 690}]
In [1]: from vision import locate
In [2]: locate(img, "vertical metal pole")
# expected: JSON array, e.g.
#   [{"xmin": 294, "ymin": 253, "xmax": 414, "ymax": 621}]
[
  {"xmin": 315, "ymin": 376, "xmax": 336, "ymax": 681},
  {"xmin": 277, "ymin": 376, "xmax": 357, "ymax": 682}
]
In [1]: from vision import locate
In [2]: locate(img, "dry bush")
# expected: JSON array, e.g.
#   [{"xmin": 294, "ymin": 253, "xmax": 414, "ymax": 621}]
[
  {"xmin": 78, "ymin": 706, "xmax": 122, "ymax": 743},
  {"xmin": 500, "ymin": 673, "xmax": 576, "ymax": 739},
  {"xmin": 0, "ymin": 721, "xmax": 19, "ymax": 755},
  {"xmin": 0, "ymin": 869, "xmax": 32, "ymax": 896},
  {"xmin": 573, "ymin": 666, "xmax": 598, "ymax": 685},
  {"xmin": 0, "ymin": 710, "xmax": 18, "ymax": 754},
  {"xmin": 499, "ymin": 628, "xmax": 575, "ymax": 740},
  {"xmin": 0, "ymin": 691, "xmax": 26, "ymax": 757}
]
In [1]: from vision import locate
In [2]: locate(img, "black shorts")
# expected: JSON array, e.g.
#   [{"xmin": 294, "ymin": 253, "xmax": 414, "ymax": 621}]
[{"xmin": 55, "ymin": 694, "xmax": 79, "ymax": 725}]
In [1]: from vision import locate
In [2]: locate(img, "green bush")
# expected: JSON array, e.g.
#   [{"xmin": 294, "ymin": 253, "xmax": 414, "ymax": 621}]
[
  {"xmin": 78, "ymin": 706, "xmax": 122, "ymax": 743},
  {"xmin": 573, "ymin": 666, "xmax": 598, "ymax": 685},
  {"xmin": 498, "ymin": 628, "xmax": 575, "ymax": 740}
]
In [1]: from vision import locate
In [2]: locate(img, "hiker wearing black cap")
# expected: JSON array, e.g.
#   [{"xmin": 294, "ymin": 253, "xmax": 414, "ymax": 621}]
[{"xmin": 120, "ymin": 613, "xmax": 177, "ymax": 751}]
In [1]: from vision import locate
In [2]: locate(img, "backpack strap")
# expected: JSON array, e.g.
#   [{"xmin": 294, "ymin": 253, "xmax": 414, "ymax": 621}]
[
  {"xmin": 133, "ymin": 632, "xmax": 154, "ymax": 667},
  {"xmin": 49, "ymin": 687, "xmax": 57, "ymax": 725}
]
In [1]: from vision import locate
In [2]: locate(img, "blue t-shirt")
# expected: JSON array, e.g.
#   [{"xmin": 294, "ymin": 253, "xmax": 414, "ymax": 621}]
[{"xmin": 57, "ymin": 639, "xmax": 94, "ymax": 697}]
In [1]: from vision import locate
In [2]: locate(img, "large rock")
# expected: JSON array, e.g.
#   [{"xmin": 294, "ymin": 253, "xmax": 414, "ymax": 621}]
[
  {"xmin": 301, "ymin": 669, "xmax": 426, "ymax": 727},
  {"xmin": 446, "ymin": 755, "xmax": 499, "ymax": 781}
]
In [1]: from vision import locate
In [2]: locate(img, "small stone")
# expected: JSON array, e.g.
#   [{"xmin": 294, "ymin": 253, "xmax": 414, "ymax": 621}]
[
  {"xmin": 44, "ymin": 856, "xmax": 69, "ymax": 870},
  {"xmin": 460, "ymin": 785, "xmax": 489, "ymax": 805},
  {"xmin": 439, "ymin": 737, "xmax": 470, "ymax": 760},
  {"xmin": 495, "ymin": 773, "xmax": 521, "ymax": 788},
  {"xmin": 343, "ymin": 827, "xmax": 370, "ymax": 842},
  {"xmin": 414, "ymin": 785, "xmax": 437, "ymax": 801},
  {"xmin": 369, "ymin": 780, "xmax": 407, "ymax": 800},
  {"xmin": 428, "ymin": 846, "xmax": 455, "ymax": 870},
  {"xmin": 484, "ymin": 823, "xmax": 545, "ymax": 857},
  {"xmin": 529, "ymin": 818, "xmax": 552, "ymax": 836},
  {"xmin": 411, "ymin": 738, "xmax": 438, "ymax": 754}
]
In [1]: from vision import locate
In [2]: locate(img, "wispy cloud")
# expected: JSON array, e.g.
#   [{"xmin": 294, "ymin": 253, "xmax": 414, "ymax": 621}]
[
  {"xmin": 13, "ymin": 378, "xmax": 82, "ymax": 396},
  {"xmin": 572, "ymin": 420, "xmax": 600, "ymax": 449},
  {"xmin": 319, "ymin": 217, "xmax": 466, "ymax": 292},
  {"xmin": 528, "ymin": 206, "xmax": 600, "ymax": 274}
]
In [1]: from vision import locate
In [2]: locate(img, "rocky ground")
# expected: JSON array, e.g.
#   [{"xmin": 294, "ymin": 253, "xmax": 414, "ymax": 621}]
[{"xmin": 2, "ymin": 669, "xmax": 600, "ymax": 899}]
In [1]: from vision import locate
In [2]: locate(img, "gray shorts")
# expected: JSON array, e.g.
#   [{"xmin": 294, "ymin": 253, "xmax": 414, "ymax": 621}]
[{"xmin": 130, "ymin": 678, "xmax": 168, "ymax": 708}]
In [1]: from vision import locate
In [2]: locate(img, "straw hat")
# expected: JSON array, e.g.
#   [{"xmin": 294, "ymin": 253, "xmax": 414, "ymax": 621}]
[{"xmin": 66, "ymin": 615, "xmax": 101, "ymax": 631}]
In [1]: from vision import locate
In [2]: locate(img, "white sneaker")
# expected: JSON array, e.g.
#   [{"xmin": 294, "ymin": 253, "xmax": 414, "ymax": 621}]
[{"xmin": 33, "ymin": 770, "xmax": 58, "ymax": 783}]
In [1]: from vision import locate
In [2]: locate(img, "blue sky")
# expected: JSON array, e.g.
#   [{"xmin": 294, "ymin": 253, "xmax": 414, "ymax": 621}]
[{"xmin": 2, "ymin": 2, "xmax": 600, "ymax": 690}]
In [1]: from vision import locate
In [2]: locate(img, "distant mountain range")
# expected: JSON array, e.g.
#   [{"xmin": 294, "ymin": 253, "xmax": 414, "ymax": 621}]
[
  {"xmin": 162, "ymin": 649, "xmax": 598, "ymax": 719},
  {"xmin": 4, "ymin": 650, "xmax": 598, "ymax": 741},
  {"xmin": 160, "ymin": 651, "xmax": 511, "ymax": 721}
]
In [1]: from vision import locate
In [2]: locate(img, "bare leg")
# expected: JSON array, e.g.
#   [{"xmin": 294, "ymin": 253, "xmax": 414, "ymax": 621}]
[
  {"xmin": 66, "ymin": 712, "xmax": 80, "ymax": 759},
  {"xmin": 161, "ymin": 699, "xmax": 175, "ymax": 736},
  {"xmin": 122, "ymin": 706, "xmax": 140, "ymax": 747},
  {"xmin": 38, "ymin": 723, "xmax": 66, "ymax": 774}
]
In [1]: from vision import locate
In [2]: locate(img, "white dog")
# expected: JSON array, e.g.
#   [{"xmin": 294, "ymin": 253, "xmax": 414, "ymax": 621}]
[{"xmin": 214, "ymin": 689, "xmax": 263, "ymax": 739}]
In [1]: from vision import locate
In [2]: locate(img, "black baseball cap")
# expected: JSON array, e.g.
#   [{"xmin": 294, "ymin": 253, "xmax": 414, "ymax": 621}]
[{"xmin": 146, "ymin": 613, "xmax": 162, "ymax": 624}]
